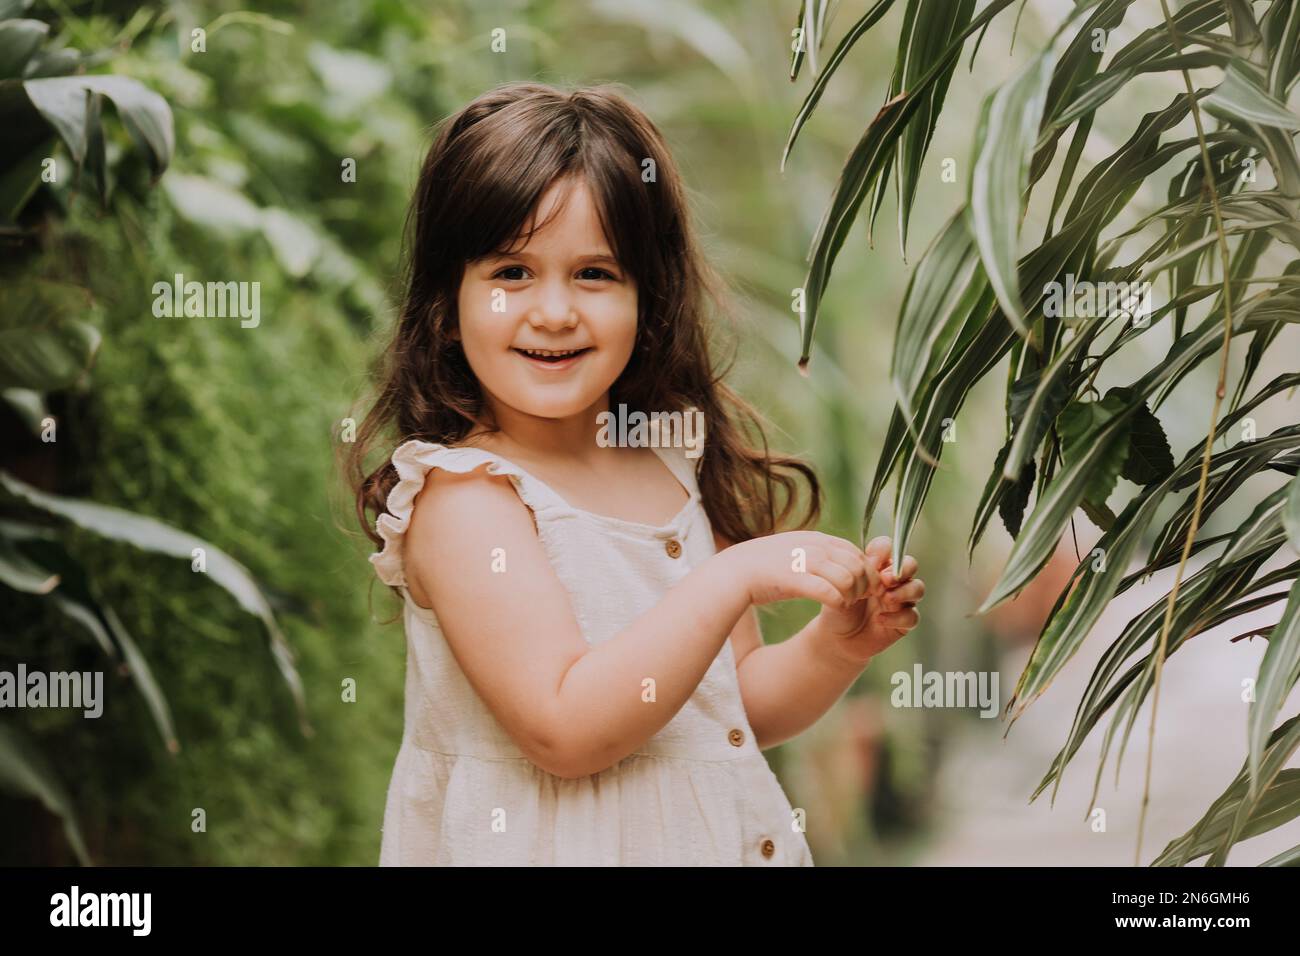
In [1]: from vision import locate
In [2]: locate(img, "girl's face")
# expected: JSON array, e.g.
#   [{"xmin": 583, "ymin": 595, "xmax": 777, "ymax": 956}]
[{"xmin": 455, "ymin": 175, "xmax": 638, "ymax": 426}]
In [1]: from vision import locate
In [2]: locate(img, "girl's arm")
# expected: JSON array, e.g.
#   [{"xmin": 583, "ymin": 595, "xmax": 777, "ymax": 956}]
[
  {"xmin": 404, "ymin": 465, "xmax": 864, "ymax": 779},
  {"xmin": 731, "ymin": 607, "xmax": 871, "ymax": 750}
]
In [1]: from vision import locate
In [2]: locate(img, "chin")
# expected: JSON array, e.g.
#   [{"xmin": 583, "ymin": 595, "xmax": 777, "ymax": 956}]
[{"xmin": 506, "ymin": 395, "xmax": 600, "ymax": 420}]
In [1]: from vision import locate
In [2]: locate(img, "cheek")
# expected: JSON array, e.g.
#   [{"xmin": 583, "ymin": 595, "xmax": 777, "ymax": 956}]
[
  {"xmin": 596, "ymin": 290, "xmax": 639, "ymax": 351},
  {"xmin": 456, "ymin": 283, "xmax": 514, "ymax": 348}
]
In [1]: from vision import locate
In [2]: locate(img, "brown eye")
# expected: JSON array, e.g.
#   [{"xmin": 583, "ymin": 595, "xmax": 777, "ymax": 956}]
[
  {"xmin": 578, "ymin": 267, "xmax": 615, "ymax": 281},
  {"xmin": 493, "ymin": 266, "xmax": 529, "ymax": 281}
]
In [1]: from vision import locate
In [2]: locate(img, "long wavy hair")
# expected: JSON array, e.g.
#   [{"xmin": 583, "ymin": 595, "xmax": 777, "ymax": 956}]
[{"xmin": 344, "ymin": 81, "xmax": 821, "ymax": 599}]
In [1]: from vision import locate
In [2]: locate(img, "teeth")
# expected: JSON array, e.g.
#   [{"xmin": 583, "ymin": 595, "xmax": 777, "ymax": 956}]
[{"xmin": 520, "ymin": 348, "xmax": 584, "ymax": 357}]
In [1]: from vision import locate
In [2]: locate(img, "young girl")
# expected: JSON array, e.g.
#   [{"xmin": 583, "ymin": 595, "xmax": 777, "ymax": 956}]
[{"xmin": 349, "ymin": 82, "xmax": 925, "ymax": 866}]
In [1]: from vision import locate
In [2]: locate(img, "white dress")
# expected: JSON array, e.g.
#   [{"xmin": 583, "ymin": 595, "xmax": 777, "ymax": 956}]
[{"xmin": 369, "ymin": 437, "xmax": 816, "ymax": 866}]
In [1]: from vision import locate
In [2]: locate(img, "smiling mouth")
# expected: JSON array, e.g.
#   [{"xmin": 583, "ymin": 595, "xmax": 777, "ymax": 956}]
[{"xmin": 512, "ymin": 347, "xmax": 593, "ymax": 364}]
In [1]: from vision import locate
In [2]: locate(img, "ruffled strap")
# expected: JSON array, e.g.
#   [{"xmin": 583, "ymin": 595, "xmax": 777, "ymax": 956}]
[{"xmin": 369, "ymin": 440, "xmax": 566, "ymax": 588}]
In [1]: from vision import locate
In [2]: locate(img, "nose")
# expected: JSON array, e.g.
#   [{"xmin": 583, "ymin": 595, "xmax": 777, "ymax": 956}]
[{"xmin": 526, "ymin": 276, "xmax": 578, "ymax": 331}]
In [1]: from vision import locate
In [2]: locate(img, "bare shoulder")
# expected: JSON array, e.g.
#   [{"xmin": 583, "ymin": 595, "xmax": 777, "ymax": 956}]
[{"xmin": 403, "ymin": 462, "xmax": 538, "ymax": 606}]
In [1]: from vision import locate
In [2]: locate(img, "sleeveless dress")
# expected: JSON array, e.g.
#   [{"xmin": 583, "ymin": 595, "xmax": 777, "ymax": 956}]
[{"xmin": 368, "ymin": 438, "xmax": 816, "ymax": 866}]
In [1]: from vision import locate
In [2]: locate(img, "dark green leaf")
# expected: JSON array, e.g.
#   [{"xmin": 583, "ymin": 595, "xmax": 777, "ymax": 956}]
[
  {"xmin": 999, "ymin": 459, "xmax": 1035, "ymax": 539},
  {"xmin": 0, "ymin": 18, "xmax": 47, "ymax": 79},
  {"xmin": 1058, "ymin": 392, "xmax": 1130, "ymax": 511},
  {"xmin": 1116, "ymin": 394, "xmax": 1174, "ymax": 485},
  {"xmin": 23, "ymin": 74, "xmax": 174, "ymax": 176}
]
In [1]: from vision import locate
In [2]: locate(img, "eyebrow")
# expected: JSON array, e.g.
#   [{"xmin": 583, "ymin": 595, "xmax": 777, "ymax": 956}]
[{"xmin": 481, "ymin": 250, "xmax": 619, "ymax": 264}]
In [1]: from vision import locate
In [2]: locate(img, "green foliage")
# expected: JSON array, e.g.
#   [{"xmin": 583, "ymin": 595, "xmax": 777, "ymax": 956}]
[
  {"xmin": 0, "ymin": 0, "xmax": 433, "ymax": 864},
  {"xmin": 785, "ymin": 0, "xmax": 1300, "ymax": 864}
]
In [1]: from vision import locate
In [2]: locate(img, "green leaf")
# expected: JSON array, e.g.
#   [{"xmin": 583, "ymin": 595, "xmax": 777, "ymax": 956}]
[
  {"xmin": 1285, "ymin": 474, "xmax": 1300, "ymax": 555},
  {"xmin": 1158, "ymin": 768, "xmax": 1300, "ymax": 866},
  {"xmin": 22, "ymin": 74, "xmax": 174, "ymax": 176},
  {"xmin": 0, "ymin": 319, "xmax": 101, "ymax": 391},
  {"xmin": 999, "ymin": 459, "xmax": 1035, "ymax": 539},
  {"xmin": 891, "ymin": 300, "xmax": 1012, "ymax": 567},
  {"xmin": 799, "ymin": 91, "xmax": 912, "ymax": 363},
  {"xmin": 1246, "ymin": 576, "xmax": 1300, "ymax": 802},
  {"xmin": 1107, "ymin": 0, "xmax": 1228, "ymax": 73},
  {"xmin": 1058, "ymin": 392, "xmax": 1129, "ymax": 511},
  {"xmin": 7, "ymin": 533, "xmax": 177, "ymax": 752},
  {"xmin": 0, "ymin": 18, "xmax": 47, "ymax": 79},
  {"xmin": 1117, "ymin": 395, "xmax": 1174, "ymax": 485},
  {"xmin": 1266, "ymin": 0, "xmax": 1300, "ymax": 99},
  {"xmin": 781, "ymin": 0, "xmax": 895, "ymax": 170},
  {"xmin": 893, "ymin": 0, "xmax": 976, "ymax": 253},
  {"xmin": 796, "ymin": 0, "xmax": 1017, "ymax": 364},
  {"xmin": 259, "ymin": 207, "xmax": 322, "ymax": 278},
  {"xmin": 0, "ymin": 534, "xmax": 58, "ymax": 593},
  {"xmin": 1223, "ymin": 0, "xmax": 1262, "ymax": 45},
  {"xmin": 788, "ymin": 4, "xmax": 807, "ymax": 82},
  {"xmin": 1147, "ymin": 445, "xmax": 1273, "ymax": 569},
  {"xmin": 48, "ymin": 591, "xmax": 116, "ymax": 657},
  {"xmin": 1262, "ymin": 843, "xmax": 1300, "ymax": 866},
  {"xmin": 0, "ymin": 724, "xmax": 90, "ymax": 864},
  {"xmin": 0, "ymin": 470, "xmax": 311, "ymax": 737},
  {"xmin": 162, "ymin": 175, "xmax": 322, "ymax": 275},
  {"xmin": 0, "ymin": 135, "xmax": 50, "ymax": 223},
  {"xmin": 1004, "ymin": 356, "xmax": 1074, "ymax": 479},
  {"xmin": 864, "ymin": 406, "xmax": 908, "ymax": 535},
  {"xmin": 1027, "ymin": 474, "xmax": 1300, "ymax": 793},
  {"xmin": 1, "ymin": 388, "xmax": 48, "ymax": 435},
  {"xmin": 1204, "ymin": 61, "xmax": 1300, "ymax": 130},
  {"xmin": 967, "ymin": 16, "xmax": 1076, "ymax": 335},
  {"xmin": 0, "ymin": 0, "xmax": 35, "ymax": 18},
  {"xmin": 969, "ymin": 439, "xmax": 1011, "ymax": 555},
  {"xmin": 890, "ymin": 208, "xmax": 986, "ymax": 420},
  {"xmin": 998, "ymin": 390, "xmax": 1294, "ymax": 717},
  {"xmin": 1159, "ymin": 711, "xmax": 1300, "ymax": 866},
  {"xmin": 986, "ymin": 302, "xmax": 1279, "ymax": 616},
  {"xmin": 102, "ymin": 604, "xmax": 180, "ymax": 755}
]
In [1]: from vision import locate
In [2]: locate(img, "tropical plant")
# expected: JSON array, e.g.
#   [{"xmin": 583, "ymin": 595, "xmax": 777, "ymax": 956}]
[
  {"xmin": 785, "ymin": 0, "xmax": 1300, "ymax": 865},
  {"xmin": 0, "ymin": 2, "xmax": 304, "ymax": 864}
]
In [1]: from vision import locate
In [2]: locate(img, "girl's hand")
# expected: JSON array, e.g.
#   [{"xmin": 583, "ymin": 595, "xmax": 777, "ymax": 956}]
[
  {"xmin": 724, "ymin": 531, "xmax": 880, "ymax": 610},
  {"xmin": 813, "ymin": 536, "xmax": 924, "ymax": 667}
]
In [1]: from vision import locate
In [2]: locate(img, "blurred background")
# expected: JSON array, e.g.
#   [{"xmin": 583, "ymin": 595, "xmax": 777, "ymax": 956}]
[{"xmin": 2, "ymin": 0, "xmax": 1298, "ymax": 865}]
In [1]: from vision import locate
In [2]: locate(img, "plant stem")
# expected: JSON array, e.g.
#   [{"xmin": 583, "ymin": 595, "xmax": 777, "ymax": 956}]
[{"xmin": 1137, "ymin": 0, "xmax": 1239, "ymax": 866}]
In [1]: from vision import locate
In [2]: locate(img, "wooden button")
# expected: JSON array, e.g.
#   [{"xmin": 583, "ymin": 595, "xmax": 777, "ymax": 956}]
[
  {"xmin": 727, "ymin": 728, "xmax": 745, "ymax": 747},
  {"xmin": 664, "ymin": 538, "xmax": 682, "ymax": 558},
  {"xmin": 760, "ymin": 838, "xmax": 776, "ymax": 859}
]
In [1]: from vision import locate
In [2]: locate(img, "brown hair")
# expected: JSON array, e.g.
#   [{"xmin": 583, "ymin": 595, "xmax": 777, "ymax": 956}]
[{"xmin": 343, "ymin": 81, "xmax": 820, "ymax": 593}]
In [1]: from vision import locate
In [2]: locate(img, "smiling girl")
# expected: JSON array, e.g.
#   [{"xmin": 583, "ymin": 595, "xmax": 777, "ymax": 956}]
[{"xmin": 347, "ymin": 82, "xmax": 924, "ymax": 866}]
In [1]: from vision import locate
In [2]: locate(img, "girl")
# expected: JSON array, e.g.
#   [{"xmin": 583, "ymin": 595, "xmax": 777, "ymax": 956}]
[{"xmin": 348, "ymin": 82, "xmax": 925, "ymax": 866}]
